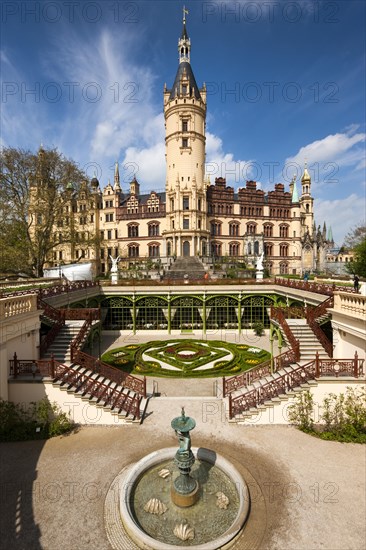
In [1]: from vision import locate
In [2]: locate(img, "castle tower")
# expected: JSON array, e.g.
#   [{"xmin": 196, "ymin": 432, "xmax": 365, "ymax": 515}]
[
  {"xmin": 163, "ymin": 9, "xmax": 208, "ymax": 257},
  {"xmin": 300, "ymin": 163, "xmax": 314, "ymax": 235}
]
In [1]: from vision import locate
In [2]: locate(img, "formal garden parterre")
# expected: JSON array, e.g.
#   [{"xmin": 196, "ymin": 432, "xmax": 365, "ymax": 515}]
[{"xmin": 101, "ymin": 340, "xmax": 270, "ymax": 378}]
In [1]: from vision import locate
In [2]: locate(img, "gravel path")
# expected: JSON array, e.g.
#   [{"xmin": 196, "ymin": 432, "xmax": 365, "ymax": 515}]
[{"xmin": 1, "ymin": 413, "xmax": 365, "ymax": 550}]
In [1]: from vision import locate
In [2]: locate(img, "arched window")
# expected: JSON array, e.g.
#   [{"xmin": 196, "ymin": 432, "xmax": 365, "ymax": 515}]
[
  {"xmin": 229, "ymin": 222, "xmax": 239, "ymax": 237},
  {"xmin": 279, "ymin": 243, "xmax": 289, "ymax": 257},
  {"xmin": 229, "ymin": 243, "xmax": 239, "ymax": 256},
  {"xmin": 211, "ymin": 242, "xmax": 222, "ymax": 257},
  {"xmin": 246, "ymin": 223, "xmax": 256, "ymax": 235},
  {"xmin": 128, "ymin": 224, "xmax": 139, "ymax": 238},
  {"xmin": 210, "ymin": 221, "xmax": 222, "ymax": 236},
  {"xmin": 148, "ymin": 222, "xmax": 160, "ymax": 237},
  {"xmin": 264, "ymin": 224, "xmax": 273, "ymax": 237},
  {"xmin": 148, "ymin": 244, "xmax": 160, "ymax": 258},
  {"xmin": 279, "ymin": 225, "xmax": 289, "ymax": 238},
  {"xmin": 128, "ymin": 244, "xmax": 139, "ymax": 257},
  {"xmin": 248, "ymin": 243, "xmax": 252, "ymax": 255}
]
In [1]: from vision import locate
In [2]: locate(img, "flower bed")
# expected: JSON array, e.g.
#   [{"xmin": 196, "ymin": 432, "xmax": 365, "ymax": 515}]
[{"xmin": 102, "ymin": 340, "xmax": 270, "ymax": 378}]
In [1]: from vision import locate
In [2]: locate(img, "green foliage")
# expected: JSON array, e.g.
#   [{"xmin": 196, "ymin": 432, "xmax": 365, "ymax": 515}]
[
  {"xmin": 288, "ymin": 391, "xmax": 314, "ymax": 432},
  {"xmin": 102, "ymin": 339, "xmax": 270, "ymax": 379},
  {"xmin": 0, "ymin": 398, "xmax": 74, "ymax": 442},
  {"xmin": 252, "ymin": 321, "xmax": 265, "ymax": 336},
  {"xmin": 0, "ymin": 146, "xmax": 89, "ymax": 276},
  {"xmin": 289, "ymin": 387, "xmax": 366, "ymax": 443},
  {"xmin": 346, "ymin": 238, "xmax": 366, "ymax": 278}
]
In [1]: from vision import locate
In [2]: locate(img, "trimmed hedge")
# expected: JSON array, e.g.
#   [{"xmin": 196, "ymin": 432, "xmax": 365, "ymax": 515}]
[{"xmin": 102, "ymin": 339, "xmax": 270, "ymax": 378}]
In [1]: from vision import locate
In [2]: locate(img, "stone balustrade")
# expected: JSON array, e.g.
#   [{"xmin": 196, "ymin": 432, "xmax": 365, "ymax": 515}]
[
  {"xmin": 333, "ymin": 292, "xmax": 366, "ymax": 320},
  {"xmin": 0, "ymin": 294, "xmax": 38, "ymax": 319}
]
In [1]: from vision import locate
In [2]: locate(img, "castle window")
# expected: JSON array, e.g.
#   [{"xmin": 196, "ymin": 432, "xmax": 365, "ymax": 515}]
[
  {"xmin": 128, "ymin": 244, "xmax": 139, "ymax": 258},
  {"xmin": 105, "ymin": 213, "xmax": 114, "ymax": 222},
  {"xmin": 128, "ymin": 224, "xmax": 139, "ymax": 238},
  {"xmin": 246, "ymin": 223, "xmax": 256, "ymax": 235},
  {"xmin": 183, "ymin": 218, "xmax": 189, "ymax": 230},
  {"xmin": 148, "ymin": 244, "xmax": 160, "ymax": 258},
  {"xmin": 148, "ymin": 223, "xmax": 160, "ymax": 237},
  {"xmin": 264, "ymin": 224, "xmax": 273, "ymax": 237},
  {"xmin": 229, "ymin": 243, "xmax": 239, "ymax": 256},
  {"xmin": 182, "ymin": 120, "xmax": 188, "ymax": 132},
  {"xmin": 280, "ymin": 262, "xmax": 288, "ymax": 274},
  {"xmin": 211, "ymin": 242, "xmax": 222, "ymax": 257},
  {"xmin": 107, "ymin": 230, "xmax": 112, "ymax": 240},
  {"xmin": 198, "ymin": 199, "xmax": 201, "ymax": 211},
  {"xmin": 280, "ymin": 243, "xmax": 289, "ymax": 257},
  {"xmin": 264, "ymin": 243, "xmax": 273, "ymax": 256},
  {"xmin": 183, "ymin": 197, "xmax": 189, "ymax": 210},
  {"xmin": 229, "ymin": 223, "xmax": 239, "ymax": 237},
  {"xmin": 210, "ymin": 222, "xmax": 221, "ymax": 236},
  {"xmin": 279, "ymin": 225, "xmax": 289, "ymax": 238},
  {"xmin": 182, "ymin": 138, "xmax": 188, "ymax": 148},
  {"xmin": 100, "ymin": 231, "xmax": 104, "ymax": 240}
]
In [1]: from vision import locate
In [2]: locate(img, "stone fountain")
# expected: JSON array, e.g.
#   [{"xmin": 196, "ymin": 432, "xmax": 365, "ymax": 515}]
[{"xmin": 108, "ymin": 408, "xmax": 250, "ymax": 549}]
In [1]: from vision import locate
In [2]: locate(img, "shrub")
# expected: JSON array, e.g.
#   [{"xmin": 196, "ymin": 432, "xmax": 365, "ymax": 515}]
[
  {"xmin": 288, "ymin": 391, "xmax": 314, "ymax": 432},
  {"xmin": 0, "ymin": 398, "xmax": 74, "ymax": 442},
  {"xmin": 252, "ymin": 321, "xmax": 264, "ymax": 336}
]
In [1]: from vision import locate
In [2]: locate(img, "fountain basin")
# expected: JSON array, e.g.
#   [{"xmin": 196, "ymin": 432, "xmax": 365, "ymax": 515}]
[{"xmin": 120, "ymin": 447, "xmax": 250, "ymax": 550}]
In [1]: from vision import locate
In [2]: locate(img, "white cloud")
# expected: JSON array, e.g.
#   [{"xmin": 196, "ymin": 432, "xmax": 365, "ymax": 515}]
[
  {"xmin": 286, "ymin": 131, "xmax": 365, "ymax": 171},
  {"xmin": 205, "ymin": 131, "xmax": 253, "ymax": 185},
  {"xmin": 315, "ymin": 194, "xmax": 366, "ymax": 246},
  {"xmin": 121, "ymin": 142, "xmax": 166, "ymax": 191}
]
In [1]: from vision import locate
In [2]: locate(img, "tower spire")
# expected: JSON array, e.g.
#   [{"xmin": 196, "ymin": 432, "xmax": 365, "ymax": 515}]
[{"xmin": 179, "ymin": 7, "xmax": 190, "ymax": 63}]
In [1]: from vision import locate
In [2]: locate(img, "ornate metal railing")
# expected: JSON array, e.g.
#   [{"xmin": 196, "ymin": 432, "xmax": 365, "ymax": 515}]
[
  {"xmin": 306, "ymin": 296, "xmax": 334, "ymax": 357},
  {"xmin": 228, "ymin": 352, "xmax": 364, "ymax": 418},
  {"xmin": 38, "ymin": 296, "xmax": 66, "ymax": 355},
  {"xmin": 223, "ymin": 347, "xmax": 298, "ymax": 397},
  {"xmin": 270, "ymin": 306, "xmax": 301, "ymax": 360},
  {"xmin": 9, "ymin": 355, "xmax": 142, "ymax": 419},
  {"xmin": 274, "ymin": 277, "xmax": 356, "ymax": 296},
  {"xmin": 68, "ymin": 311, "xmax": 146, "ymax": 398}
]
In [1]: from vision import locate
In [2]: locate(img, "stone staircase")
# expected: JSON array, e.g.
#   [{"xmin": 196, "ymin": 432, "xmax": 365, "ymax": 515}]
[
  {"xmin": 40, "ymin": 319, "xmax": 148, "ymax": 423},
  {"xmin": 42, "ymin": 321, "xmax": 85, "ymax": 364},
  {"xmin": 166, "ymin": 257, "xmax": 206, "ymax": 280},
  {"xmin": 286, "ymin": 318, "xmax": 330, "ymax": 362},
  {"xmin": 51, "ymin": 363, "xmax": 148, "ymax": 423},
  {"xmin": 225, "ymin": 362, "xmax": 318, "ymax": 423}
]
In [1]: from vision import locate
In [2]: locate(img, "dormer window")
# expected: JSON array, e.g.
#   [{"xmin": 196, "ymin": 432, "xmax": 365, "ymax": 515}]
[{"xmin": 182, "ymin": 84, "xmax": 187, "ymax": 95}]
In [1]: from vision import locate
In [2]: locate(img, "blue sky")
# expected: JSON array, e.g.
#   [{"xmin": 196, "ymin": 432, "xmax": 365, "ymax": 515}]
[{"xmin": 1, "ymin": 0, "xmax": 365, "ymax": 245}]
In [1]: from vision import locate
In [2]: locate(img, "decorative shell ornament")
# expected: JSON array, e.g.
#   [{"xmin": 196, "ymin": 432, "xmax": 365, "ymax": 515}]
[
  {"xmin": 173, "ymin": 523, "xmax": 195, "ymax": 541},
  {"xmin": 216, "ymin": 492, "xmax": 230, "ymax": 509},
  {"xmin": 158, "ymin": 468, "xmax": 170, "ymax": 479},
  {"xmin": 143, "ymin": 498, "xmax": 167, "ymax": 515}
]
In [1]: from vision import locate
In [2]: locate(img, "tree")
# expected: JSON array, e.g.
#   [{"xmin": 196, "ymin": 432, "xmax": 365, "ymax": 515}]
[
  {"xmin": 0, "ymin": 146, "xmax": 95, "ymax": 276},
  {"xmin": 344, "ymin": 224, "xmax": 366, "ymax": 278},
  {"xmin": 343, "ymin": 224, "xmax": 366, "ymax": 249}
]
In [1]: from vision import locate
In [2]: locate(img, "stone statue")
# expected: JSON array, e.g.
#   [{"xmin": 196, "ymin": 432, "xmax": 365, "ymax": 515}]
[
  {"xmin": 109, "ymin": 255, "xmax": 120, "ymax": 273},
  {"xmin": 256, "ymin": 252, "xmax": 264, "ymax": 271}
]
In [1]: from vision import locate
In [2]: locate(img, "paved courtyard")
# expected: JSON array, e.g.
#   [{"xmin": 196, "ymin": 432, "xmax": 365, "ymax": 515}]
[{"xmin": 1, "ymin": 412, "xmax": 365, "ymax": 550}]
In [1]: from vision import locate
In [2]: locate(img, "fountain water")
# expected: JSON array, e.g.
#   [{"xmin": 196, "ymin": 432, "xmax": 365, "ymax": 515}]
[{"xmin": 116, "ymin": 409, "xmax": 250, "ymax": 549}]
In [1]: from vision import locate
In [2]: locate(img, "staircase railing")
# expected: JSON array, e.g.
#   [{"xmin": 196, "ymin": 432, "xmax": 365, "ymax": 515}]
[
  {"xmin": 9, "ymin": 355, "xmax": 142, "ymax": 419},
  {"xmin": 270, "ymin": 306, "xmax": 301, "ymax": 360},
  {"xmin": 306, "ymin": 296, "xmax": 334, "ymax": 358},
  {"xmin": 228, "ymin": 352, "xmax": 364, "ymax": 418},
  {"xmin": 38, "ymin": 296, "xmax": 66, "ymax": 355},
  {"xmin": 223, "ymin": 347, "xmax": 298, "ymax": 397},
  {"xmin": 69, "ymin": 312, "xmax": 147, "ymax": 398}
]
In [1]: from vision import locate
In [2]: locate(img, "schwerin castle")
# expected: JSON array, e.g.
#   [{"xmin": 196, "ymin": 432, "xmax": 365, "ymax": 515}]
[{"xmin": 30, "ymin": 16, "xmax": 333, "ymax": 278}]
